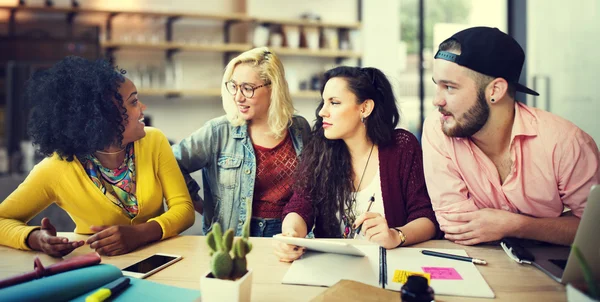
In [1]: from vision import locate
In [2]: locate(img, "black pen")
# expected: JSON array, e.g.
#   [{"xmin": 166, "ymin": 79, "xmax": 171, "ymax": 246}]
[
  {"xmin": 421, "ymin": 249, "xmax": 487, "ymax": 265},
  {"xmin": 353, "ymin": 193, "xmax": 376, "ymax": 239}
]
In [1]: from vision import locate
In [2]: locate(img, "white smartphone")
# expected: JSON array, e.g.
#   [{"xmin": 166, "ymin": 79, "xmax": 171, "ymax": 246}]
[{"xmin": 121, "ymin": 253, "xmax": 182, "ymax": 279}]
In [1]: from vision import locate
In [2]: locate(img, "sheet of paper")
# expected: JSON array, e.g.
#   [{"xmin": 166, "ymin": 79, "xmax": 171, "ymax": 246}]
[
  {"xmin": 281, "ymin": 243, "xmax": 494, "ymax": 298},
  {"xmin": 385, "ymin": 248, "xmax": 494, "ymax": 298}
]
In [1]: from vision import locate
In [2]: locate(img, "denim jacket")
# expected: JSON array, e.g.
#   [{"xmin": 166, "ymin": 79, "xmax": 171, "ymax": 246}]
[{"xmin": 172, "ymin": 115, "xmax": 311, "ymax": 235}]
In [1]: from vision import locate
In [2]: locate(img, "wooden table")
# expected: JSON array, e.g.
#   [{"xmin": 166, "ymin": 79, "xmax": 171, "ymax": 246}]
[{"xmin": 0, "ymin": 234, "xmax": 567, "ymax": 301}]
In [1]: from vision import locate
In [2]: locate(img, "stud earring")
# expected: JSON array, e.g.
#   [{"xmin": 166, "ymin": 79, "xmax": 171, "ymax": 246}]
[{"xmin": 491, "ymin": 98, "xmax": 495, "ymax": 103}]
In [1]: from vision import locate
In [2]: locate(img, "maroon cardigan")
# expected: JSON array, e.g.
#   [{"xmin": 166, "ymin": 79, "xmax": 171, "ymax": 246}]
[{"xmin": 283, "ymin": 129, "xmax": 442, "ymax": 238}]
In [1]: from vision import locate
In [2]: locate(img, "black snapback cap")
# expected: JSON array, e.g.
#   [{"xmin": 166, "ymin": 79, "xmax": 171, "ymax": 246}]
[{"xmin": 434, "ymin": 26, "xmax": 539, "ymax": 96}]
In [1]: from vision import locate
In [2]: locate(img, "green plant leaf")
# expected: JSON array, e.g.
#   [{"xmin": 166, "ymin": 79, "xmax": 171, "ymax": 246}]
[
  {"xmin": 224, "ymin": 229, "xmax": 234, "ymax": 252},
  {"xmin": 206, "ymin": 232, "xmax": 217, "ymax": 252},
  {"xmin": 573, "ymin": 245, "xmax": 599, "ymax": 299},
  {"xmin": 212, "ymin": 223, "xmax": 223, "ymax": 251},
  {"xmin": 210, "ymin": 251, "xmax": 233, "ymax": 279}
]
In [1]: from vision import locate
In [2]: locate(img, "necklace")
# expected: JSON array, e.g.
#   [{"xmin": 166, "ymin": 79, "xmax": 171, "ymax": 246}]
[
  {"xmin": 341, "ymin": 143, "xmax": 375, "ymax": 238},
  {"xmin": 351, "ymin": 143, "xmax": 375, "ymax": 203},
  {"xmin": 95, "ymin": 148, "xmax": 126, "ymax": 155}
]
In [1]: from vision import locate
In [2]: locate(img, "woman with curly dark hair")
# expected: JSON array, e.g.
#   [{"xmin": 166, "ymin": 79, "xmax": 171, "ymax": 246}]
[
  {"xmin": 0, "ymin": 56, "xmax": 194, "ymax": 257},
  {"xmin": 274, "ymin": 66, "xmax": 440, "ymax": 261}
]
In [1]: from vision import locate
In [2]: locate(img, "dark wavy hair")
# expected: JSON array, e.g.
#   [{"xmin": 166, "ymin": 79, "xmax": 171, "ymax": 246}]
[
  {"xmin": 26, "ymin": 56, "xmax": 127, "ymax": 161},
  {"xmin": 295, "ymin": 66, "xmax": 400, "ymax": 237}
]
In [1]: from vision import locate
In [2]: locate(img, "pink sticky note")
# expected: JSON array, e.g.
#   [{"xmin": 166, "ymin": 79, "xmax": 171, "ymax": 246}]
[{"xmin": 421, "ymin": 267, "xmax": 463, "ymax": 280}]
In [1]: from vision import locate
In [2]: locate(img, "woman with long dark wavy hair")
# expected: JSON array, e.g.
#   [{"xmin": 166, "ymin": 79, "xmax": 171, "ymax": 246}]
[
  {"xmin": 0, "ymin": 56, "xmax": 194, "ymax": 257},
  {"xmin": 274, "ymin": 66, "xmax": 440, "ymax": 261}
]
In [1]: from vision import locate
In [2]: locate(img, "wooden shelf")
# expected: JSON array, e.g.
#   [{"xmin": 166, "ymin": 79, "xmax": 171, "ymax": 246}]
[
  {"xmin": 267, "ymin": 47, "xmax": 361, "ymax": 58},
  {"xmin": 102, "ymin": 42, "xmax": 359, "ymax": 58},
  {"xmin": 139, "ymin": 88, "xmax": 320, "ymax": 99},
  {"xmin": 0, "ymin": 6, "xmax": 361, "ymax": 29},
  {"xmin": 292, "ymin": 90, "xmax": 321, "ymax": 99},
  {"xmin": 0, "ymin": 5, "xmax": 250, "ymax": 22},
  {"xmin": 253, "ymin": 17, "xmax": 361, "ymax": 29},
  {"xmin": 102, "ymin": 41, "xmax": 252, "ymax": 53},
  {"xmin": 139, "ymin": 88, "xmax": 221, "ymax": 97}
]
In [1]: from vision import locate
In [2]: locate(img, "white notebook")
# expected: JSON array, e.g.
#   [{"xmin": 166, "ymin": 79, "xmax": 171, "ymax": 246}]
[{"xmin": 282, "ymin": 244, "xmax": 495, "ymax": 299}]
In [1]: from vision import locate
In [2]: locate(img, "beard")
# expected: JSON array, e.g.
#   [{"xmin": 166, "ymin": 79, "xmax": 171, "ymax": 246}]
[{"xmin": 440, "ymin": 88, "xmax": 490, "ymax": 138}]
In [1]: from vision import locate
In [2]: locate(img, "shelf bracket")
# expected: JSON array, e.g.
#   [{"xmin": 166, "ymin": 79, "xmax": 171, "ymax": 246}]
[
  {"xmin": 166, "ymin": 48, "xmax": 180, "ymax": 61},
  {"xmin": 105, "ymin": 12, "xmax": 118, "ymax": 41},
  {"xmin": 8, "ymin": 8, "xmax": 16, "ymax": 37},
  {"xmin": 66, "ymin": 11, "xmax": 77, "ymax": 38},
  {"xmin": 166, "ymin": 16, "xmax": 181, "ymax": 42},
  {"xmin": 105, "ymin": 47, "xmax": 118, "ymax": 66}
]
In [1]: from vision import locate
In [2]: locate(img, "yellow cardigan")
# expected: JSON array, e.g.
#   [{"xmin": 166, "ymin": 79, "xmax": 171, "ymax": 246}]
[{"xmin": 0, "ymin": 127, "xmax": 195, "ymax": 250}]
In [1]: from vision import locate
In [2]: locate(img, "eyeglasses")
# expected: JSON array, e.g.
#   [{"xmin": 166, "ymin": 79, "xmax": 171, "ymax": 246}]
[{"xmin": 224, "ymin": 80, "xmax": 271, "ymax": 98}]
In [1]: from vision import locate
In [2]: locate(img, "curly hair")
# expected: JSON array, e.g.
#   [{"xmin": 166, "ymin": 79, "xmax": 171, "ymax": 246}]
[
  {"xmin": 295, "ymin": 66, "xmax": 400, "ymax": 237},
  {"xmin": 26, "ymin": 56, "xmax": 127, "ymax": 161}
]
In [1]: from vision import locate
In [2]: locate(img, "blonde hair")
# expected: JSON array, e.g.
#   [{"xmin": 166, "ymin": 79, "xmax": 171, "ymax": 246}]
[{"xmin": 221, "ymin": 47, "xmax": 294, "ymax": 139}]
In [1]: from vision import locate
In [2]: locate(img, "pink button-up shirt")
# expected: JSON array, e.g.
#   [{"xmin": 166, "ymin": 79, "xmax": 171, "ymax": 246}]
[{"xmin": 423, "ymin": 102, "xmax": 599, "ymax": 225}]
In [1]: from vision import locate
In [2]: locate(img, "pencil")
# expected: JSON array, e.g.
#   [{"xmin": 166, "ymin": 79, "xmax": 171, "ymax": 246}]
[
  {"xmin": 353, "ymin": 193, "xmax": 376, "ymax": 239},
  {"xmin": 421, "ymin": 249, "xmax": 487, "ymax": 265}
]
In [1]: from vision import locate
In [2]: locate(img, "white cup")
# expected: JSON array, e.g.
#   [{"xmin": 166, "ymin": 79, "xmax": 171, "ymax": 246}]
[
  {"xmin": 253, "ymin": 25, "xmax": 270, "ymax": 47},
  {"xmin": 270, "ymin": 33, "xmax": 283, "ymax": 47},
  {"xmin": 323, "ymin": 28, "xmax": 338, "ymax": 50},
  {"xmin": 283, "ymin": 25, "xmax": 300, "ymax": 49},
  {"xmin": 304, "ymin": 27, "xmax": 320, "ymax": 50}
]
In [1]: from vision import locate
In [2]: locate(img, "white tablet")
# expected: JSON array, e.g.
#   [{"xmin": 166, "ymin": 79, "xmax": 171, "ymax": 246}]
[{"xmin": 273, "ymin": 234, "xmax": 366, "ymax": 257}]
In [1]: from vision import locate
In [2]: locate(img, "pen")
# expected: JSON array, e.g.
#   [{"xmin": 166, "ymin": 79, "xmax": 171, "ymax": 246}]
[
  {"xmin": 421, "ymin": 250, "xmax": 487, "ymax": 265},
  {"xmin": 85, "ymin": 277, "xmax": 130, "ymax": 302},
  {"xmin": 354, "ymin": 193, "xmax": 376, "ymax": 239}
]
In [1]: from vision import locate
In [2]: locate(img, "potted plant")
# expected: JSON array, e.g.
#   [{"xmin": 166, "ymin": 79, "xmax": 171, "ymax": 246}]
[
  {"xmin": 200, "ymin": 200, "xmax": 253, "ymax": 302},
  {"xmin": 566, "ymin": 246, "xmax": 599, "ymax": 302}
]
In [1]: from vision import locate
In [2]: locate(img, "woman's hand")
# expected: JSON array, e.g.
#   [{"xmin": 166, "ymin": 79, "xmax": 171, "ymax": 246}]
[
  {"xmin": 353, "ymin": 212, "xmax": 400, "ymax": 249},
  {"xmin": 28, "ymin": 218, "xmax": 84, "ymax": 257},
  {"xmin": 86, "ymin": 225, "xmax": 142, "ymax": 256},
  {"xmin": 87, "ymin": 221, "xmax": 163, "ymax": 256},
  {"xmin": 273, "ymin": 229, "xmax": 305, "ymax": 262}
]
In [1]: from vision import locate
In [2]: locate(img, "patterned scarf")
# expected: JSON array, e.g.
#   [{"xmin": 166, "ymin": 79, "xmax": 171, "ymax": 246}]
[{"xmin": 82, "ymin": 143, "xmax": 138, "ymax": 218}]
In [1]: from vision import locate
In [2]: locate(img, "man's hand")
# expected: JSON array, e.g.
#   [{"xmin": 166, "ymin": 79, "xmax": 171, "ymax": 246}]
[
  {"xmin": 28, "ymin": 217, "xmax": 84, "ymax": 257},
  {"xmin": 354, "ymin": 212, "xmax": 400, "ymax": 249},
  {"xmin": 440, "ymin": 208, "xmax": 522, "ymax": 245},
  {"xmin": 86, "ymin": 225, "xmax": 143, "ymax": 256},
  {"xmin": 273, "ymin": 230, "xmax": 305, "ymax": 262}
]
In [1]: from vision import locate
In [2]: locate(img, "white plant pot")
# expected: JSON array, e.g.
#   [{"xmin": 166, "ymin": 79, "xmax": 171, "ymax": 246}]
[
  {"xmin": 200, "ymin": 269, "xmax": 253, "ymax": 302},
  {"xmin": 566, "ymin": 283, "xmax": 599, "ymax": 302}
]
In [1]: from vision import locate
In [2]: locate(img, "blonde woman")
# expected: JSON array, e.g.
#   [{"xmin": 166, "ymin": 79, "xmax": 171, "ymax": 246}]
[{"xmin": 173, "ymin": 47, "xmax": 310, "ymax": 237}]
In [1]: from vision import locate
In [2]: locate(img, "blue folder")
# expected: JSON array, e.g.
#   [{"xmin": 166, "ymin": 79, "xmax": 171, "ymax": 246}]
[{"xmin": 0, "ymin": 264, "xmax": 200, "ymax": 302}]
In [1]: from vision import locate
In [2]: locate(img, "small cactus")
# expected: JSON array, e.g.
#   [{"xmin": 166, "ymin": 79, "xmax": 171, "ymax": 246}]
[{"xmin": 206, "ymin": 199, "xmax": 252, "ymax": 280}]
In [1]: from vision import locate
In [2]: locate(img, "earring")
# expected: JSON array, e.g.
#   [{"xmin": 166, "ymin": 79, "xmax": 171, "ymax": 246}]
[
  {"xmin": 491, "ymin": 98, "xmax": 495, "ymax": 103},
  {"xmin": 361, "ymin": 116, "xmax": 365, "ymax": 123}
]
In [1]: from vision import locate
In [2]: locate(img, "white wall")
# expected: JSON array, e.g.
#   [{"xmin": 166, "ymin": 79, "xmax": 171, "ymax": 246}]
[
  {"xmin": 362, "ymin": 0, "xmax": 402, "ymax": 113},
  {"xmin": 526, "ymin": 0, "xmax": 600, "ymax": 146}
]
